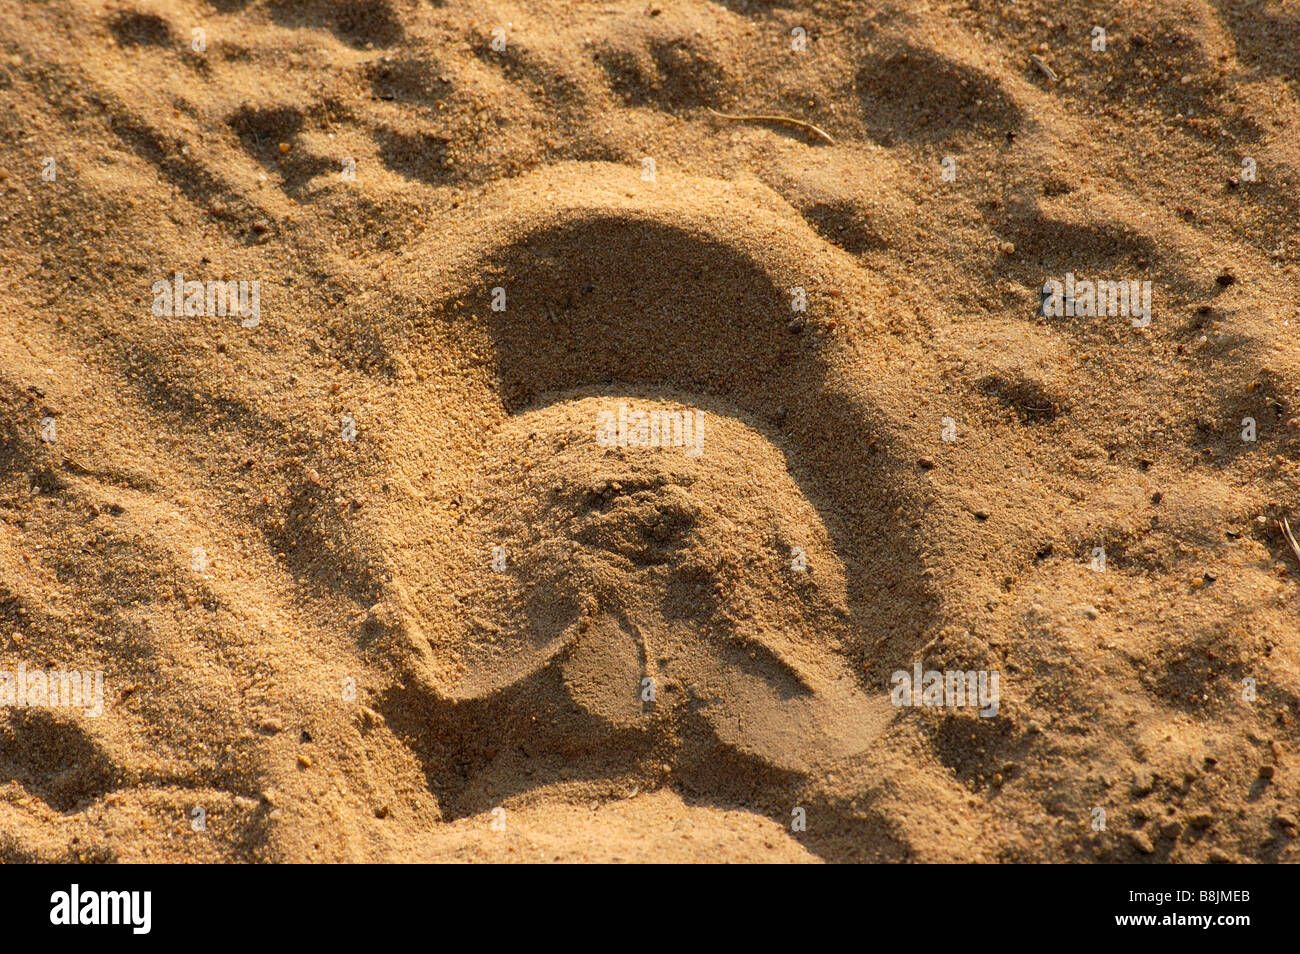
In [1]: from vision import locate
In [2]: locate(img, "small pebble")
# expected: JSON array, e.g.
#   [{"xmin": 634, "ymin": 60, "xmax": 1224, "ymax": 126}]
[{"xmin": 1128, "ymin": 830, "xmax": 1155, "ymax": 854}]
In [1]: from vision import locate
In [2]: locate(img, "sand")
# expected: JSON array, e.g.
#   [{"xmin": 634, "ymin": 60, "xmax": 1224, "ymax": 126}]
[{"xmin": 1, "ymin": 0, "xmax": 1298, "ymax": 863}]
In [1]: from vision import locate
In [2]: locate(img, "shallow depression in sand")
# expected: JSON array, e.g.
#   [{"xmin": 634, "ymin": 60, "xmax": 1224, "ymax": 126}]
[{"xmin": 438, "ymin": 392, "xmax": 891, "ymax": 773}]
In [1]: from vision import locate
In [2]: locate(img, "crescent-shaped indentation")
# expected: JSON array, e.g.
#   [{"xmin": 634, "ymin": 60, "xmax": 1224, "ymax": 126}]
[{"xmin": 355, "ymin": 164, "xmax": 937, "ymax": 801}]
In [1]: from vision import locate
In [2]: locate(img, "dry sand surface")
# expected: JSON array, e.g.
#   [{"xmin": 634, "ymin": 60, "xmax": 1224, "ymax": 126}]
[{"xmin": 1, "ymin": 0, "xmax": 1298, "ymax": 864}]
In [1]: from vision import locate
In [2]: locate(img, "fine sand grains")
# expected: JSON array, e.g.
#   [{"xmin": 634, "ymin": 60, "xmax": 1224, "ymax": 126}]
[{"xmin": 0, "ymin": 0, "xmax": 1298, "ymax": 862}]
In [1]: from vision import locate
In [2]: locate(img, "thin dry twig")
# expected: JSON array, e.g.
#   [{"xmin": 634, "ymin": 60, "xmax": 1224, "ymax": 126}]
[
  {"xmin": 1030, "ymin": 54, "xmax": 1059, "ymax": 82},
  {"xmin": 706, "ymin": 107, "xmax": 835, "ymax": 145},
  {"xmin": 1278, "ymin": 517, "xmax": 1300, "ymax": 566}
]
